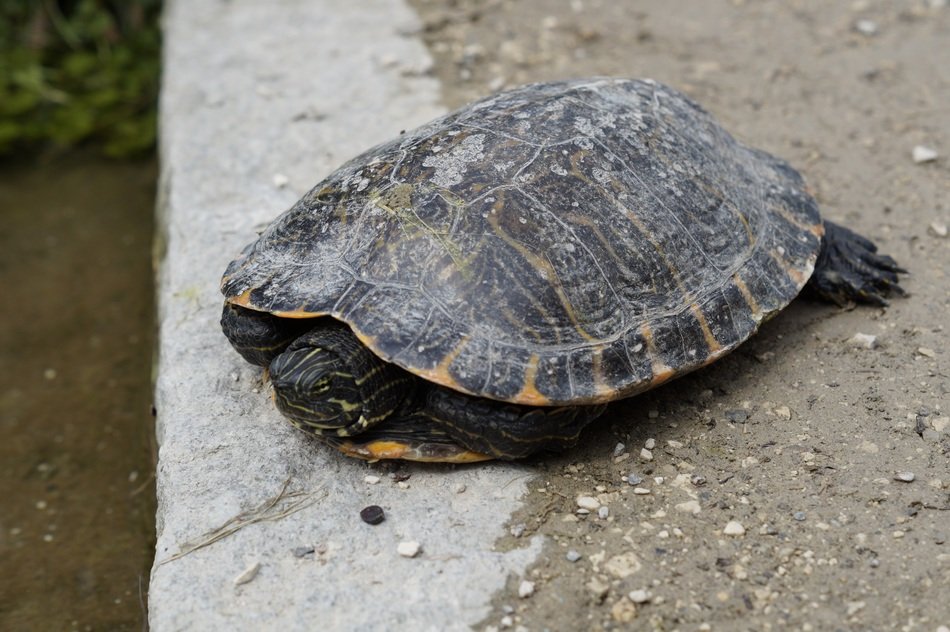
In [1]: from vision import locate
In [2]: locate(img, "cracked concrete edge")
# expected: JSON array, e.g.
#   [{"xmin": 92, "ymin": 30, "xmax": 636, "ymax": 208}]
[{"xmin": 150, "ymin": 1, "xmax": 540, "ymax": 629}]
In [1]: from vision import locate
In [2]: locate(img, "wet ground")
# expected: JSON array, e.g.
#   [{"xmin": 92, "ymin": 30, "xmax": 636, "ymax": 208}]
[
  {"xmin": 0, "ymin": 154, "xmax": 157, "ymax": 630},
  {"xmin": 409, "ymin": 0, "xmax": 948, "ymax": 629}
]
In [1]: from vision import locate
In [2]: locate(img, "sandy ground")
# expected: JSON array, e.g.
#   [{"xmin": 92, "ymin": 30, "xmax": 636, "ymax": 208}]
[{"xmin": 408, "ymin": 0, "xmax": 949, "ymax": 629}]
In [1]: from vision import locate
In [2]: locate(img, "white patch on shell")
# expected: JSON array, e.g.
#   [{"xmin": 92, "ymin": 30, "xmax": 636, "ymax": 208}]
[
  {"xmin": 592, "ymin": 167, "xmax": 612, "ymax": 185},
  {"xmin": 550, "ymin": 163, "xmax": 568, "ymax": 176},
  {"xmin": 422, "ymin": 133, "xmax": 486, "ymax": 188}
]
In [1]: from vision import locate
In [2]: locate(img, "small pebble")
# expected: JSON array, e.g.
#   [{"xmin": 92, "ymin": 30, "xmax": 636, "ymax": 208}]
[
  {"xmin": 930, "ymin": 221, "xmax": 948, "ymax": 238},
  {"xmin": 518, "ymin": 580, "xmax": 535, "ymax": 598},
  {"xmin": 360, "ymin": 505, "xmax": 386, "ymax": 525},
  {"xmin": 626, "ymin": 474, "xmax": 644, "ymax": 485},
  {"xmin": 454, "ymin": 483, "xmax": 467, "ymax": 494},
  {"xmin": 640, "ymin": 448, "xmax": 654, "ymax": 461},
  {"xmin": 723, "ymin": 521, "xmax": 746, "ymax": 536},
  {"xmin": 847, "ymin": 333, "xmax": 878, "ymax": 349},
  {"xmin": 773, "ymin": 406, "xmax": 792, "ymax": 420},
  {"xmin": 759, "ymin": 524, "xmax": 779, "ymax": 536},
  {"xmin": 43, "ymin": 368, "xmax": 57, "ymax": 380},
  {"xmin": 397, "ymin": 541, "xmax": 421, "ymax": 558},
  {"xmin": 586, "ymin": 577, "xmax": 610, "ymax": 601},
  {"xmin": 725, "ymin": 409, "xmax": 748, "ymax": 423},
  {"xmin": 647, "ymin": 409, "xmax": 659, "ymax": 419},
  {"xmin": 613, "ymin": 442, "xmax": 626, "ymax": 457},
  {"xmin": 292, "ymin": 546, "xmax": 314, "ymax": 558},
  {"xmin": 675, "ymin": 500, "xmax": 701, "ymax": 514},
  {"xmin": 917, "ymin": 347, "xmax": 936, "ymax": 358},
  {"xmin": 577, "ymin": 495, "xmax": 600, "ymax": 511},
  {"xmin": 644, "ymin": 438, "xmax": 656, "ymax": 450},
  {"xmin": 598, "ymin": 506, "xmax": 610, "ymax": 519},
  {"xmin": 396, "ymin": 481, "xmax": 410, "ymax": 489},
  {"xmin": 854, "ymin": 19, "xmax": 878, "ymax": 35},
  {"xmin": 566, "ymin": 550, "xmax": 582, "ymax": 562},
  {"xmin": 611, "ymin": 598, "xmax": 638, "ymax": 623},
  {"xmin": 364, "ymin": 475, "xmax": 380, "ymax": 485},
  {"xmin": 509, "ymin": 523, "xmax": 526, "ymax": 538},
  {"xmin": 272, "ymin": 173, "xmax": 290, "ymax": 188},
  {"xmin": 628, "ymin": 589, "xmax": 651, "ymax": 604},
  {"xmin": 894, "ymin": 471, "xmax": 915, "ymax": 482},
  {"xmin": 500, "ymin": 615, "xmax": 513, "ymax": 628},
  {"xmin": 633, "ymin": 487, "xmax": 651, "ymax": 495},
  {"xmin": 233, "ymin": 561, "xmax": 261, "ymax": 586},
  {"xmin": 912, "ymin": 145, "xmax": 939, "ymax": 163},
  {"xmin": 690, "ymin": 474, "xmax": 707, "ymax": 486},
  {"xmin": 793, "ymin": 511, "xmax": 807, "ymax": 521}
]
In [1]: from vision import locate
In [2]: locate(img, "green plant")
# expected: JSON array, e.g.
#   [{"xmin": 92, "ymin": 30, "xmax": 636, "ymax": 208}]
[{"xmin": 0, "ymin": 0, "xmax": 161, "ymax": 157}]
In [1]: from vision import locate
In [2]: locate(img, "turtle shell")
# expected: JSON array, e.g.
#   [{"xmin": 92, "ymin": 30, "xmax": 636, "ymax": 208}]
[{"xmin": 222, "ymin": 78, "xmax": 822, "ymax": 406}]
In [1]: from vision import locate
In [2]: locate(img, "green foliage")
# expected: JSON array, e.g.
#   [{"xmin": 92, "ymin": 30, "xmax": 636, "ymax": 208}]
[{"xmin": 0, "ymin": 0, "xmax": 161, "ymax": 157}]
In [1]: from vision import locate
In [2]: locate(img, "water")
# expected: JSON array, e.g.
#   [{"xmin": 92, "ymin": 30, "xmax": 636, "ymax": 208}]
[{"xmin": 0, "ymin": 153, "xmax": 157, "ymax": 630}]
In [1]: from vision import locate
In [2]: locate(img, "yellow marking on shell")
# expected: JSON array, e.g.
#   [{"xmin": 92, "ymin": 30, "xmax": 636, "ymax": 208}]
[
  {"xmin": 335, "ymin": 440, "xmax": 494, "ymax": 463},
  {"xmin": 486, "ymin": 198, "xmax": 597, "ymax": 343},
  {"xmin": 411, "ymin": 337, "xmax": 468, "ymax": 392},
  {"xmin": 690, "ymin": 303, "xmax": 723, "ymax": 354},
  {"xmin": 589, "ymin": 345, "xmax": 616, "ymax": 399},
  {"xmin": 227, "ymin": 290, "xmax": 326, "ymax": 319},
  {"xmin": 373, "ymin": 183, "xmax": 473, "ymax": 280},
  {"xmin": 770, "ymin": 249, "xmax": 806, "ymax": 288},
  {"xmin": 512, "ymin": 354, "xmax": 551, "ymax": 406},
  {"xmin": 734, "ymin": 207, "xmax": 754, "ymax": 245},
  {"xmin": 732, "ymin": 274, "xmax": 762, "ymax": 321},
  {"xmin": 640, "ymin": 323, "xmax": 675, "ymax": 387}
]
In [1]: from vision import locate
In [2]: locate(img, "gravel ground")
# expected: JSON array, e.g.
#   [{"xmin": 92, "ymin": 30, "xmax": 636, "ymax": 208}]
[{"xmin": 408, "ymin": 0, "xmax": 948, "ymax": 629}]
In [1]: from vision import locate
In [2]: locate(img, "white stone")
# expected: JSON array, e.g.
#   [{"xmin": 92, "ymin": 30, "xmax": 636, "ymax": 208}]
[
  {"xmin": 518, "ymin": 580, "xmax": 535, "ymax": 598},
  {"xmin": 364, "ymin": 475, "xmax": 380, "ymax": 485},
  {"xmin": 628, "ymin": 589, "xmax": 651, "ymax": 604},
  {"xmin": 847, "ymin": 333, "xmax": 878, "ymax": 349},
  {"xmin": 577, "ymin": 495, "xmax": 601, "ymax": 511},
  {"xmin": 397, "ymin": 541, "xmax": 422, "ymax": 558},
  {"xmin": 723, "ymin": 521, "xmax": 746, "ymax": 536},
  {"xmin": 605, "ymin": 552, "xmax": 642, "ymax": 578},
  {"xmin": 640, "ymin": 448, "xmax": 654, "ymax": 461},
  {"xmin": 675, "ymin": 500, "xmax": 702, "ymax": 514},
  {"xmin": 912, "ymin": 145, "xmax": 939, "ymax": 163}
]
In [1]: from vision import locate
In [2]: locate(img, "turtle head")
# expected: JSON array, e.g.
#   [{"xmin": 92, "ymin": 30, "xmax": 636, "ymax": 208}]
[{"xmin": 268, "ymin": 323, "xmax": 413, "ymax": 436}]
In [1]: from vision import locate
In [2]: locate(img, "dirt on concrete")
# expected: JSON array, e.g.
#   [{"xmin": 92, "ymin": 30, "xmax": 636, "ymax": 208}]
[{"xmin": 408, "ymin": 0, "xmax": 948, "ymax": 629}]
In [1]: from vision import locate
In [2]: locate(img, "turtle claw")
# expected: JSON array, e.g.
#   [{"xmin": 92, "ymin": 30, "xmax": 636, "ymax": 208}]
[{"xmin": 809, "ymin": 221, "xmax": 907, "ymax": 307}]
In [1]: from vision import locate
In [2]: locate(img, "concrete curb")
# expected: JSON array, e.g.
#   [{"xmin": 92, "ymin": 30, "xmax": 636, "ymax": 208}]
[{"xmin": 151, "ymin": 1, "xmax": 538, "ymax": 629}]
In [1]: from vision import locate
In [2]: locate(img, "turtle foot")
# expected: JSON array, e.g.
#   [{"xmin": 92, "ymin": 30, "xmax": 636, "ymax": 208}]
[{"xmin": 809, "ymin": 221, "xmax": 906, "ymax": 307}]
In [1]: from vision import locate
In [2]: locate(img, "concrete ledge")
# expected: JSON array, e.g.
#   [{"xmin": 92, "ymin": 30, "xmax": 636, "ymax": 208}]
[{"xmin": 151, "ymin": 1, "xmax": 538, "ymax": 629}]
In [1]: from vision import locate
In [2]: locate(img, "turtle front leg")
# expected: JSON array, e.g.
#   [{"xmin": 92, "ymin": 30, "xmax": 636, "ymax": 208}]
[{"xmin": 808, "ymin": 221, "xmax": 906, "ymax": 307}]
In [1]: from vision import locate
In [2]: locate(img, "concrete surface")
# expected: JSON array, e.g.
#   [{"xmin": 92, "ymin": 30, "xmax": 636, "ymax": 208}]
[{"xmin": 151, "ymin": 1, "xmax": 540, "ymax": 629}]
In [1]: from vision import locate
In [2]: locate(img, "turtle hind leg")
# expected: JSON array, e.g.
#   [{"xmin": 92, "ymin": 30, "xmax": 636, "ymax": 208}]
[{"xmin": 808, "ymin": 220, "xmax": 906, "ymax": 307}]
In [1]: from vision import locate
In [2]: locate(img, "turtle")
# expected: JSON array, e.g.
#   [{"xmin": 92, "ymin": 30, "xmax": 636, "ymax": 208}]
[{"xmin": 220, "ymin": 78, "xmax": 904, "ymax": 463}]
